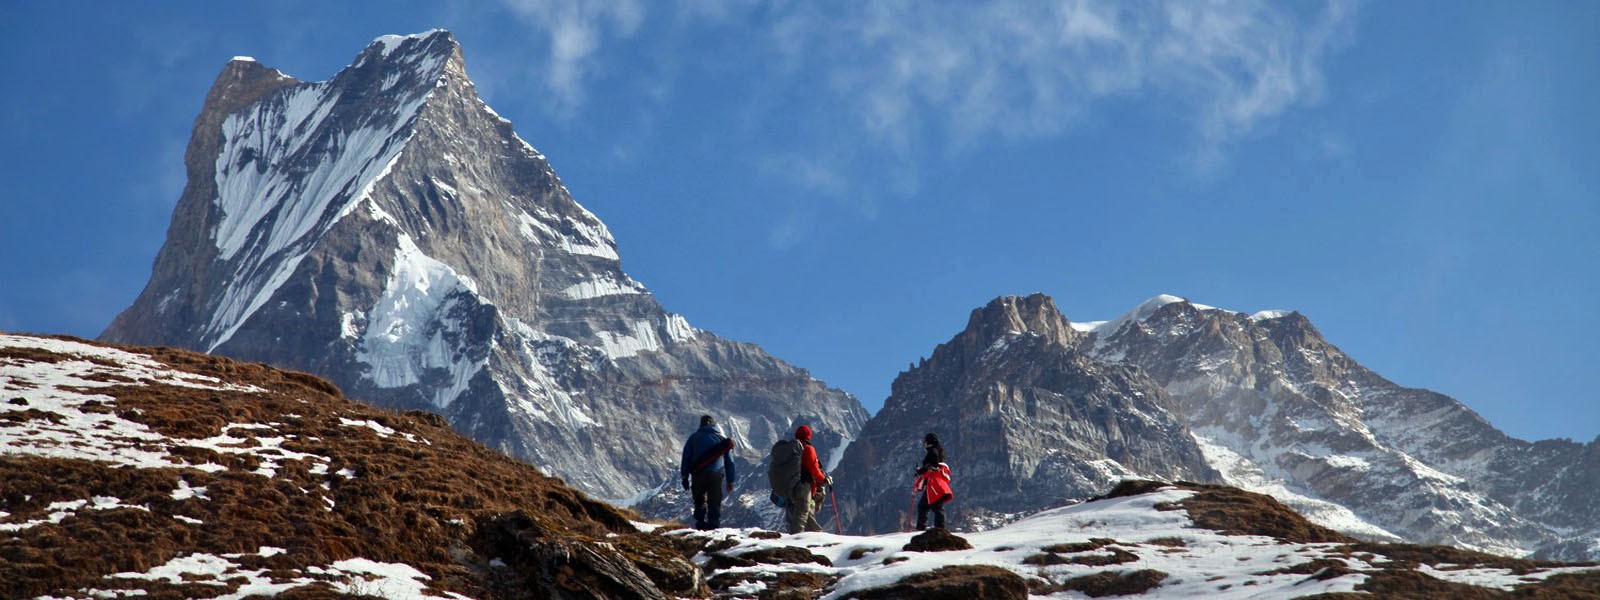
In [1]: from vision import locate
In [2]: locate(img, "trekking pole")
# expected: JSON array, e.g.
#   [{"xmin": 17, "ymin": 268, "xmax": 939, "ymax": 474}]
[
  {"xmin": 908, "ymin": 487, "xmax": 920, "ymax": 532},
  {"xmin": 829, "ymin": 486, "xmax": 842, "ymax": 534}
]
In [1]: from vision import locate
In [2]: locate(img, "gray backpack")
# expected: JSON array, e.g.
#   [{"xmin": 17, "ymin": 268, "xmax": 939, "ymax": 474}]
[{"xmin": 768, "ymin": 439, "xmax": 805, "ymax": 494}]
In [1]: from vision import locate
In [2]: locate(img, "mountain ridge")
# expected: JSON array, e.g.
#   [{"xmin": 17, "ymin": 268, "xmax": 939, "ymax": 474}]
[{"xmin": 833, "ymin": 292, "xmax": 1598, "ymax": 560}]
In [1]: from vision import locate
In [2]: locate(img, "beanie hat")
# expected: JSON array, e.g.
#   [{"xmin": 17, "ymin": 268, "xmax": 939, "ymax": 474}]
[
  {"xmin": 700, "ymin": 414, "xmax": 715, "ymax": 427},
  {"xmin": 795, "ymin": 425, "xmax": 813, "ymax": 441}
]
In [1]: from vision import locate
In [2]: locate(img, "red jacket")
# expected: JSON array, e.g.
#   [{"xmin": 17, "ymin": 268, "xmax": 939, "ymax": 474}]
[
  {"xmin": 914, "ymin": 463, "xmax": 953, "ymax": 505},
  {"xmin": 801, "ymin": 441, "xmax": 827, "ymax": 494}
]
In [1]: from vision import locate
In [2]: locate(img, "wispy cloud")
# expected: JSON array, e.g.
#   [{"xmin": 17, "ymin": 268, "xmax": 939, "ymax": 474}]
[
  {"xmin": 490, "ymin": 0, "xmax": 645, "ymax": 118},
  {"xmin": 481, "ymin": 1, "xmax": 1353, "ymax": 161},
  {"xmin": 774, "ymin": 1, "xmax": 1357, "ymax": 168},
  {"xmin": 475, "ymin": 0, "xmax": 1357, "ymax": 243}
]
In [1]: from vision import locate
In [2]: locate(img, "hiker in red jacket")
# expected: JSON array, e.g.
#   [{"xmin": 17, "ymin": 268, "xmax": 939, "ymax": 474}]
[
  {"xmin": 789, "ymin": 425, "xmax": 830, "ymax": 533},
  {"xmin": 913, "ymin": 432, "xmax": 953, "ymax": 530}
]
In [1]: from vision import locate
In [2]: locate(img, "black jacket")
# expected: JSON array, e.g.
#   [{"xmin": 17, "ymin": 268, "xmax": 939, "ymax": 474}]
[{"xmin": 915, "ymin": 446, "xmax": 944, "ymax": 475}]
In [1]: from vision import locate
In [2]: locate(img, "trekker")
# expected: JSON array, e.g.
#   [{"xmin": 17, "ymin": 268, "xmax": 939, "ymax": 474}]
[
  {"xmin": 913, "ymin": 432, "xmax": 952, "ymax": 530},
  {"xmin": 681, "ymin": 415, "xmax": 735, "ymax": 530},
  {"xmin": 786, "ymin": 425, "xmax": 831, "ymax": 533}
]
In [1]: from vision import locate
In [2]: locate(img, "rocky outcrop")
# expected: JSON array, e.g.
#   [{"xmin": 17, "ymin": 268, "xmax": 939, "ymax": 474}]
[{"xmin": 832, "ymin": 294, "xmax": 1218, "ymax": 534}]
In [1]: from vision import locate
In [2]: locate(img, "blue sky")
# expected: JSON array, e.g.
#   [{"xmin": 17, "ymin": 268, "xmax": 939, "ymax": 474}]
[{"xmin": 1, "ymin": 1, "xmax": 1595, "ymax": 442}]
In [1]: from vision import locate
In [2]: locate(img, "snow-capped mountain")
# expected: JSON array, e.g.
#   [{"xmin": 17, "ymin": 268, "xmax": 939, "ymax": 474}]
[
  {"xmin": 835, "ymin": 293, "xmax": 1599, "ymax": 560},
  {"xmin": 1081, "ymin": 294, "xmax": 1600, "ymax": 560},
  {"xmin": 100, "ymin": 30, "xmax": 866, "ymax": 507},
  {"xmin": 832, "ymin": 295, "xmax": 1218, "ymax": 534}
]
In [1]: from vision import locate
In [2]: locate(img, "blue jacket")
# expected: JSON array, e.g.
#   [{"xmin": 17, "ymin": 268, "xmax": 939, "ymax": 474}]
[{"xmin": 681, "ymin": 425, "xmax": 736, "ymax": 483}]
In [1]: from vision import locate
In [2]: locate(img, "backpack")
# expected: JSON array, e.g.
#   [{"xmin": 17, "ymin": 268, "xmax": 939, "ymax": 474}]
[{"xmin": 767, "ymin": 439, "xmax": 804, "ymax": 494}]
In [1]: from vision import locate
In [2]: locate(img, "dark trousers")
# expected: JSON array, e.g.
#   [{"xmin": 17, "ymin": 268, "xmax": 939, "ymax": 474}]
[
  {"xmin": 691, "ymin": 471, "xmax": 725, "ymax": 530},
  {"xmin": 916, "ymin": 494, "xmax": 948, "ymax": 530}
]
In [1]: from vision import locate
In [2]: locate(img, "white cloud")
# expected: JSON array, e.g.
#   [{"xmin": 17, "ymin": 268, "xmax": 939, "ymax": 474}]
[
  {"xmin": 480, "ymin": 1, "xmax": 1353, "ymax": 163},
  {"xmin": 492, "ymin": 0, "xmax": 646, "ymax": 117},
  {"xmin": 775, "ymin": 0, "xmax": 1357, "ymax": 167}
]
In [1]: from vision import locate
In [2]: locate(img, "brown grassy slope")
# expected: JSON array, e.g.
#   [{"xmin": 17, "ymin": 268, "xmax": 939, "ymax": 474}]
[{"xmin": 0, "ymin": 335, "xmax": 697, "ymax": 599}]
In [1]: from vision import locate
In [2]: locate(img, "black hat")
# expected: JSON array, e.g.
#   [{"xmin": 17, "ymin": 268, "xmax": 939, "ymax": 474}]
[{"xmin": 700, "ymin": 415, "xmax": 715, "ymax": 427}]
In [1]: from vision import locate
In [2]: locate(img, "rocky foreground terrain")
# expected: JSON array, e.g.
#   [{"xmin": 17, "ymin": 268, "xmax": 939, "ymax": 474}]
[
  {"xmin": 0, "ymin": 333, "xmax": 698, "ymax": 599},
  {"xmin": 3, "ymin": 332, "xmax": 1598, "ymax": 598}
]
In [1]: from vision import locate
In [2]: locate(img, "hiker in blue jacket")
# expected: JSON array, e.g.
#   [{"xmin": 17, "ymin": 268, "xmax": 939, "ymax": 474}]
[{"xmin": 681, "ymin": 414, "xmax": 736, "ymax": 530}]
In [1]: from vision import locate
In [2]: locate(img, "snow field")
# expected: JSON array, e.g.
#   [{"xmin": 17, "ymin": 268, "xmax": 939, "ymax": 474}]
[
  {"xmin": 56, "ymin": 547, "xmax": 471, "ymax": 600},
  {"xmin": 671, "ymin": 488, "xmax": 1592, "ymax": 599}
]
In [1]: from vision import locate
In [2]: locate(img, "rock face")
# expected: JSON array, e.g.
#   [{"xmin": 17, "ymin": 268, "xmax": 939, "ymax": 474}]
[
  {"xmin": 1086, "ymin": 296, "xmax": 1600, "ymax": 559},
  {"xmin": 833, "ymin": 295, "xmax": 1218, "ymax": 534},
  {"xmin": 100, "ymin": 30, "xmax": 866, "ymax": 509},
  {"xmin": 835, "ymin": 293, "xmax": 1600, "ymax": 559}
]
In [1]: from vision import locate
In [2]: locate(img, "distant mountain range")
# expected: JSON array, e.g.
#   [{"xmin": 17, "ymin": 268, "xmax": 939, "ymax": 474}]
[
  {"xmin": 98, "ymin": 30, "xmax": 1596, "ymax": 562},
  {"xmin": 834, "ymin": 294, "xmax": 1600, "ymax": 560}
]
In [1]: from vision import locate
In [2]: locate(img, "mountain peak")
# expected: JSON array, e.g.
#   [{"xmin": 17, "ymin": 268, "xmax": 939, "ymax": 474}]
[
  {"xmin": 962, "ymin": 293, "xmax": 1078, "ymax": 349},
  {"xmin": 366, "ymin": 29, "xmax": 458, "ymax": 60},
  {"xmin": 347, "ymin": 29, "xmax": 462, "ymax": 88},
  {"xmin": 104, "ymin": 32, "xmax": 868, "ymax": 509}
]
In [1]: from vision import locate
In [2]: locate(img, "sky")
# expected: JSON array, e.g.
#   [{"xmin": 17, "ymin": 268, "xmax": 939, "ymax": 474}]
[{"xmin": 1, "ymin": 1, "xmax": 1595, "ymax": 443}]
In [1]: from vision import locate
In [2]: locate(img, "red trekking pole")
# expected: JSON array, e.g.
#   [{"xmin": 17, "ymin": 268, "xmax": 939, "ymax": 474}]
[{"xmin": 829, "ymin": 486, "xmax": 842, "ymax": 534}]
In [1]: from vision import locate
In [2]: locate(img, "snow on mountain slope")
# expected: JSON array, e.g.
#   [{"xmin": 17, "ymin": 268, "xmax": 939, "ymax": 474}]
[
  {"xmin": 832, "ymin": 295, "xmax": 1218, "ymax": 535},
  {"xmin": 669, "ymin": 481, "xmax": 1600, "ymax": 598},
  {"xmin": 0, "ymin": 333, "xmax": 701, "ymax": 599},
  {"xmin": 100, "ymin": 30, "xmax": 867, "ymax": 506},
  {"xmin": 1077, "ymin": 294, "xmax": 1596, "ymax": 558},
  {"xmin": 203, "ymin": 32, "xmax": 451, "ymax": 352}
]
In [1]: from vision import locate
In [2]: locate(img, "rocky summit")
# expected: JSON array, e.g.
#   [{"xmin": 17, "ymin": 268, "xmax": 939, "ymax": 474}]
[
  {"xmin": 832, "ymin": 295, "xmax": 1218, "ymax": 534},
  {"xmin": 834, "ymin": 293, "xmax": 1600, "ymax": 561},
  {"xmin": 99, "ymin": 30, "xmax": 866, "ymax": 510}
]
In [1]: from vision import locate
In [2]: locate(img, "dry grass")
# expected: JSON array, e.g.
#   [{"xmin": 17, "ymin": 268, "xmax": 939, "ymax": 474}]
[
  {"xmin": 1033, "ymin": 569, "xmax": 1169, "ymax": 598},
  {"xmin": 847, "ymin": 565, "xmax": 1028, "ymax": 600},
  {"xmin": 0, "ymin": 337, "xmax": 694, "ymax": 599}
]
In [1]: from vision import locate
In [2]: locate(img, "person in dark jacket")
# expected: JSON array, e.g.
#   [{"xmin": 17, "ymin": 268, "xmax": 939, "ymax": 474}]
[
  {"xmin": 913, "ymin": 432, "xmax": 952, "ymax": 530},
  {"xmin": 681, "ymin": 415, "xmax": 736, "ymax": 530}
]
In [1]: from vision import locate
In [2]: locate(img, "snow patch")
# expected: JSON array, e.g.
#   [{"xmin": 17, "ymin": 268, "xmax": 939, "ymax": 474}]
[
  {"xmin": 563, "ymin": 274, "xmax": 646, "ymax": 300},
  {"xmin": 171, "ymin": 479, "xmax": 210, "ymax": 501},
  {"xmin": 590, "ymin": 316, "xmax": 696, "ymax": 360},
  {"xmin": 93, "ymin": 547, "xmax": 470, "ymax": 600},
  {"xmin": 1192, "ymin": 430, "xmax": 1402, "ymax": 541},
  {"xmin": 356, "ymin": 234, "xmax": 486, "ymax": 408},
  {"xmin": 0, "ymin": 335, "xmax": 285, "ymax": 477},
  {"xmin": 202, "ymin": 36, "xmax": 450, "ymax": 352}
]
